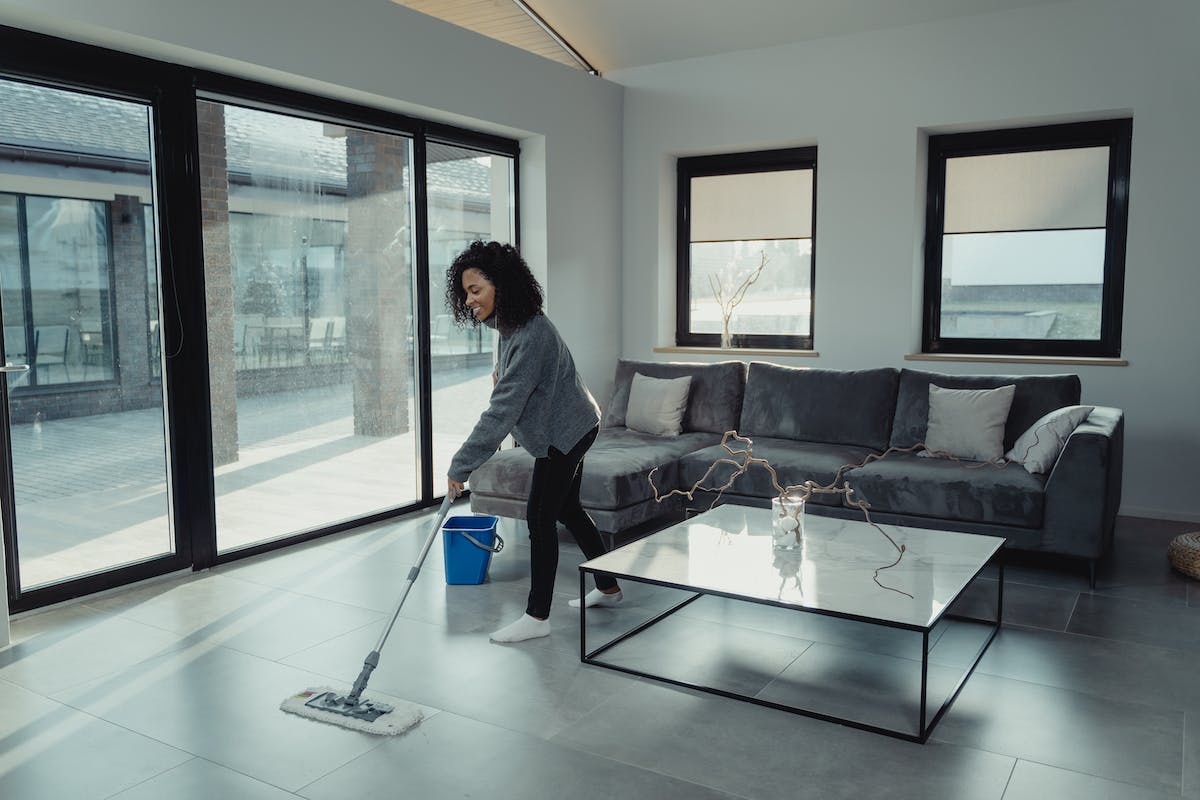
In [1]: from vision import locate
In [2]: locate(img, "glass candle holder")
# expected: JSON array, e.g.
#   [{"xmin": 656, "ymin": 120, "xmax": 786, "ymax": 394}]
[{"xmin": 771, "ymin": 495, "xmax": 805, "ymax": 550}]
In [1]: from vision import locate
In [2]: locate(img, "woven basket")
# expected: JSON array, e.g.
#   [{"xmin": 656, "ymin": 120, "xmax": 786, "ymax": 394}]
[{"xmin": 1167, "ymin": 531, "xmax": 1200, "ymax": 580}]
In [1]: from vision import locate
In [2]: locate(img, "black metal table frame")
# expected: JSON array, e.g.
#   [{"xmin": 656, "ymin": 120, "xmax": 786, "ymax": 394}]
[{"xmin": 580, "ymin": 559, "xmax": 1003, "ymax": 744}]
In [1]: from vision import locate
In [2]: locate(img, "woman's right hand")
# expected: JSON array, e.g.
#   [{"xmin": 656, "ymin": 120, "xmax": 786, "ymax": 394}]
[{"xmin": 448, "ymin": 478, "xmax": 466, "ymax": 500}]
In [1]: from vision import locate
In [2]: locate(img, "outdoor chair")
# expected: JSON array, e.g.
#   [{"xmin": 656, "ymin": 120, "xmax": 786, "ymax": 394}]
[
  {"xmin": 306, "ymin": 317, "xmax": 334, "ymax": 363},
  {"xmin": 34, "ymin": 325, "xmax": 71, "ymax": 382},
  {"xmin": 3, "ymin": 325, "xmax": 27, "ymax": 363}
]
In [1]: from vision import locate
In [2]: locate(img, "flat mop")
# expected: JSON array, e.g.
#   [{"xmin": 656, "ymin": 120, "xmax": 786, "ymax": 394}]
[{"xmin": 280, "ymin": 494, "xmax": 455, "ymax": 735}]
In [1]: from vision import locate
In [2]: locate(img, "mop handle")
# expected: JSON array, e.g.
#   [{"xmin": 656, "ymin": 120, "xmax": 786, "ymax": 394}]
[{"xmin": 371, "ymin": 493, "xmax": 456, "ymax": 653}]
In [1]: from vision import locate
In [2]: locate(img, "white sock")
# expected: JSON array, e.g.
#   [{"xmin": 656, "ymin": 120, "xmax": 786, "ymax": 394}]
[
  {"xmin": 569, "ymin": 589, "xmax": 624, "ymax": 609},
  {"xmin": 489, "ymin": 614, "xmax": 550, "ymax": 643}
]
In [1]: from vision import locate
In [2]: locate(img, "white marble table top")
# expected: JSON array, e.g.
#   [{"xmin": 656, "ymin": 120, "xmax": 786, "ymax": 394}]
[{"xmin": 581, "ymin": 504, "xmax": 1004, "ymax": 629}]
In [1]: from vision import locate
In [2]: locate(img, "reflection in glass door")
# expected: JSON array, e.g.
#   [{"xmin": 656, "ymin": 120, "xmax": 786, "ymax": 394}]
[
  {"xmin": 426, "ymin": 143, "xmax": 515, "ymax": 486},
  {"xmin": 0, "ymin": 77, "xmax": 173, "ymax": 592},
  {"xmin": 199, "ymin": 101, "xmax": 420, "ymax": 553}
]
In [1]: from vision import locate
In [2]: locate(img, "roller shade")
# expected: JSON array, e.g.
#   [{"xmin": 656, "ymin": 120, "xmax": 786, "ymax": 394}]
[
  {"xmin": 944, "ymin": 146, "xmax": 1110, "ymax": 234},
  {"xmin": 690, "ymin": 169, "xmax": 813, "ymax": 242}
]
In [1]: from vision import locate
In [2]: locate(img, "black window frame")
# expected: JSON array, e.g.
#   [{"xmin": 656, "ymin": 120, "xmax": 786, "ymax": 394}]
[
  {"xmin": 676, "ymin": 147, "xmax": 817, "ymax": 350},
  {"xmin": 922, "ymin": 119, "xmax": 1132, "ymax": 358},
  {"xmin": 0, "ymin": 23, "xmax": 520, "ymax": 613}
]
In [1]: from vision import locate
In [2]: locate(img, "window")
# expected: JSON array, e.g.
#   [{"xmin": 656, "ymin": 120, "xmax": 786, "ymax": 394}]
[
  {"xmin": 923, "ymin": 119, "xmax": 1132, "ymax": 357},
  {"xmin": 1, "ymin": 191, "xmax": 121, "ymax": 387},
  {"xmin": 677, "ymin": 148, "xmax": 816, "ymax": 350},
  {"xmin": 1, "ymin": 24, "xmax": 520, "ymax": 611}
]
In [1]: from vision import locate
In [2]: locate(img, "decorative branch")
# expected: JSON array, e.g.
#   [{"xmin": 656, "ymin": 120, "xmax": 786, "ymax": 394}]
[
  {"xmin": 648, "ymin": 432, "xmax": 913, "ymax": 597},
  {"xmin": 708, "ymin": 251, "xmax": 769, "ymax": 346}
]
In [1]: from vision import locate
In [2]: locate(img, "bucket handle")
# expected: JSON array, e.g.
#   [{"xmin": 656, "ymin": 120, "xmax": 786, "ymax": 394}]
[{"xmin": 458, "ymin": 531, "xmax": 505, "ymax": 554}]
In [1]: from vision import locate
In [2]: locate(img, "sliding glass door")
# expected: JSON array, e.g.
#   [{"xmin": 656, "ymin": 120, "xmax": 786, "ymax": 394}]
[
  {"xmin": 0, "ymin": 76, "xmax": 173, "ymax": 592},
  {"xmin": 1, "ymin": 25, "xmax": 520, "ymax": 611},
  {"xmin": 426, "ymin": 142, "xmax": 515, "ymax": 487},
  {"xmin": 199, "ymin": 100, "xmax": 421, "ymax": 554}
]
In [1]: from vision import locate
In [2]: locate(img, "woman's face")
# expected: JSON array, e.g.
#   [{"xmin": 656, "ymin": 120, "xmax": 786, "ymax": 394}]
[{"xmin": 462, "ymin": 267, "xmax": 496, "ymax": 323}]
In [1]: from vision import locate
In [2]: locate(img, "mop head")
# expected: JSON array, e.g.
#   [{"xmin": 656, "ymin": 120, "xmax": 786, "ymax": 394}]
[{"xmin": 280, "ymin": 687, "xmax": 423, "ymax": 736}]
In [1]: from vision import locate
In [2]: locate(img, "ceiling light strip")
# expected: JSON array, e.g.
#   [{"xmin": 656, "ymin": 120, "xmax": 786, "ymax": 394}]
[{"xmin": 509, "ymin": 0, "xmax": 599, "ymax": 75}]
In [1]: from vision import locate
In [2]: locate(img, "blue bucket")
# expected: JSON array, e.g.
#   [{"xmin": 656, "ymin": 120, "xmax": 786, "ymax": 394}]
[{"xmin": 442, "ymin": 515, "xmax": 503, "ymax": 585}]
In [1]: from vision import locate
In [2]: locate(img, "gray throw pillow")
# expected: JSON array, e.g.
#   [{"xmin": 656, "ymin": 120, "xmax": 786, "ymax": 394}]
[
  {"xmin": 1005, "ymin": 404, "xmax": 1094, "ymax": 473},
  {"xmin": 625, "ymin": 372, "xmax": 692, "ymax": 437},
  {"xmin": 921, "ymin": 383, "xmax": 1016, "ymax": 462}
]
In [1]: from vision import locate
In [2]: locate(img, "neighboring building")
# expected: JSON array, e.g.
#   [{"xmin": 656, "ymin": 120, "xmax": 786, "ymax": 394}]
[{"xmin": 0, "ymin": 79, "xmax": 501, "ymax": 425}]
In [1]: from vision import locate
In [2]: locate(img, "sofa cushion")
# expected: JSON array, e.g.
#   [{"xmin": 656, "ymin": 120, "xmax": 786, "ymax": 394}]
[
  {"xmin": 922, "ymin": 384, "xmax": 1015, "ymax": 462},
  {"xmin": 626, "ymin": 373, "xmax": 691, "ymax": 436},
  {"xmin": 889, "ymin": 369, "xmax": 1081, "ymax": 452},
  {"xmin": 1006, "ymin": 404, "xmax": 1095, "ymax": 474},
  {"xmin": 603, "ymin": 359, "xmax": 746, "ymax": 434},
  {"xmin": 738, "ymin": 362, "xmax": 899, "ymax": 451},
  {"xmin": 844, "ymin": 453, "xmax": 1045, "ymax": 527},
  {"xmin": 469, "ymin": 428, "xmax": 723, "ymax": 511},
  {"xmin": 678, "ymin": 437, "xmax": 879, "ymax": 507}
]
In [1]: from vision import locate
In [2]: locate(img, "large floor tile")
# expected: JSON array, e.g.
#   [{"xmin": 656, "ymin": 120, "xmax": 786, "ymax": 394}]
[
  {"xmin": 949, "ymin": 577, "xmax": 1077, "ymax": 631},
  {"xmin": 85, "ymin": 573, "xmax": 384, "ymax": 661},
  {"xmin": 83, "ymin": 571, "xmax": 275, "ymax": 622},
  {"xmin": 1089, "ymin": 535, "xmax": 1194, "ymax": 606},
  {"xmin": 0, "ymin": 680, "xmax": 191, "ymax": 800},
  {"xmin": 223, "ymin": 538, "xmax": 427, "ymax": 608},
  {"xmin": 588, "ymin": 611, "xmax": 813, "ymax": 697},
  {"xmin": 1067, "ymin": 593, "xmax": 1200, "ymax": 655},
  {"xmin": 283, "ymin": 615, "xmax": 631, "ymax": 740},
  {"xmin": 1002, "ymin": 760, "xmax": 1179, "ymax": 800},
  {"xmin": 755, "ymin": 637, "xmax": 982, "ymax": 737},
  {"xmin": 529, "ymin": 583, "xmax": 714, "ymax": 658},
  {"xmin": 553, "ymin": 680, "xmax": 1014, "ymax": 800},
  {"xmin": 300, "ymin": 710, "xmax": 742, "ymax": 800},
  {"xmin": 935, "ymin": 625, "xmax": 1200, "ymax": 714},
  {"xmin": 932, "ymin": 671, "xmax": 1184, "ymax": 794},
  {"xmin": 243, "ymin": 543, "xmax": 538, "ymax": 640},
  {"xmin": 673, "ymin": 593, "xmax": 944, "ymax": 659},
  {"xmin": 0, "ymin": 605, "xmax": 183, "ymax": 695},
  {"xmin": 51, "ymin": 645, "xmax": 414, "ymax": 792},
  {"xmin": 108, "ymin": 758, "xmax": 300, "ymax": 800}
]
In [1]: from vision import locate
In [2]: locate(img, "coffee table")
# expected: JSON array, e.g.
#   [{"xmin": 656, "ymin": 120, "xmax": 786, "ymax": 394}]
[{"xmin": 578, "ymin": 504, "xmax": 1004, "ymax": 743}]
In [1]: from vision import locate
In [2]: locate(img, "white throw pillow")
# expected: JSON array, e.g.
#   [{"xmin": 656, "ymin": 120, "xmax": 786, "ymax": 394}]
[
  {"xmin": 1005, "ymin": 405, "xmax": 1094, "ymax": 474},
  {"xmin": 625, "ymin": 373, "xmax": 692, "ymax": 437},
  {"xmin": 921, "ymin": 384, "xmax": 1016, "ymax": 462}
]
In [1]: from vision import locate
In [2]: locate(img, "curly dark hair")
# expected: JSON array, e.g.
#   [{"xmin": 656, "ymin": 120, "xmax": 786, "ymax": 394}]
[{"xmin": 445, "ymin": 241, "xmax": 544, "ymax": 329}]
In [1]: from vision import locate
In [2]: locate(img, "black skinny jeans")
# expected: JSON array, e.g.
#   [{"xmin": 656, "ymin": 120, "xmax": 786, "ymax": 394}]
[{"xmin": 525, "ymin": 425, "xmax": 618, "ymax": 618}]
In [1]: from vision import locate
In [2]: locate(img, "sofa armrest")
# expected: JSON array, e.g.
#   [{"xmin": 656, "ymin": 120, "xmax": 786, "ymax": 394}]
[{"xmin": 1040, "ymin": 406, "xmax": 1124, "ymax": 560}]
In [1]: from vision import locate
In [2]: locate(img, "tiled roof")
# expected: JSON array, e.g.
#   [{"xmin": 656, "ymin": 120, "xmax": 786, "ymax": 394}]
[{"xmin": 0, "ymin": 79, "xmax": 495, "ymax": 197}]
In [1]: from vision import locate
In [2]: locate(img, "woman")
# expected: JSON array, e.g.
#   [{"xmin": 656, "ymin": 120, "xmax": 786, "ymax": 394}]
[{"xmin": 446, "ymin": 241, "xmax": 622, "ymax": 643}]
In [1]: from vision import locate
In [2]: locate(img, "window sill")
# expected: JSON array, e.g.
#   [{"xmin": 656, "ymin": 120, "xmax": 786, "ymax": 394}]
[
  {"xmin": 906, "ymin": 353, "xmax": 1128, "ymax": 367},
  {"xmin": 655, "ymin": 346, "xmax": 820, "ymax": 358}
]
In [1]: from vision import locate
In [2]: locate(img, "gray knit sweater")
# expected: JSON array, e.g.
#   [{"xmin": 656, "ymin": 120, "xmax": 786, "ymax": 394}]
[{"xmin": 448, "ymin": 313, "xmax": 600, "ymax": 482}]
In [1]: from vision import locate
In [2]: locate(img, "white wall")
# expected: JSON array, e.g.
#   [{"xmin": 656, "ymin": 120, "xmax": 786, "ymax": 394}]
[{"xmin": 612, "ymin": 0, "xmax": 1200, "ymax": 521}]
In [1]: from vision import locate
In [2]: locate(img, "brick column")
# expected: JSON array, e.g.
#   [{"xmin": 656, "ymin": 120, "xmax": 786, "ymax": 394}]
[
  {"xmin": 109, "ymin": 195, "xmax": 152, "ymax": 406},
  {"xmin": 345, "ymin": 130, "xmax": 411, "ymax": 436},
  {"xmin": 197, "ymin": 101, "xmax": 239, "ymax": 465}
]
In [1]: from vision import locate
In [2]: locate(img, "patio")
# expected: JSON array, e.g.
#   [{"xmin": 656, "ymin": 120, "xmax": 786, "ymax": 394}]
[{"xmin": 8, "ymin": 361, "xmax": 492, "ymax": 590}]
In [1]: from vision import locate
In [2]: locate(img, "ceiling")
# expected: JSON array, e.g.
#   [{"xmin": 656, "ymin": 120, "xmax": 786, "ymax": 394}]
[{"xmin": 392, "ymin": 0, "xmax": 1068, "ymax": 75}]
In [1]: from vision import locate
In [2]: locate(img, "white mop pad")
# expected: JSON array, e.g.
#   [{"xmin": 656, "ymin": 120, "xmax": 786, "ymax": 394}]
[{"xmin": 280, "ymin": 687, "xmax": 423, "ymax": 736}]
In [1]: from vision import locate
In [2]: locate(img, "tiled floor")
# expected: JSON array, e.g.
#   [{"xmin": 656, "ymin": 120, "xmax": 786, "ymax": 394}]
[{"xmin": 2, "ymin": 511, "xmax": 1198, "ymax": 799}]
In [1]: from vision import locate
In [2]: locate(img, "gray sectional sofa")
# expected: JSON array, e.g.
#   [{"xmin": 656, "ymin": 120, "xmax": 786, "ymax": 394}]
[{"xmin": 468, "ymin": 358, "xmax": 1124, "ymax": 583}]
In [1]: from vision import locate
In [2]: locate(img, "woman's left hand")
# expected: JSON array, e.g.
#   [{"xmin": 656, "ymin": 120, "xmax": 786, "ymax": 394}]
[{"xmin": 448, "ymin": 478, "xmax": 466, "ymax": 500}]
